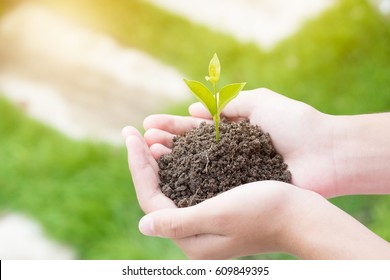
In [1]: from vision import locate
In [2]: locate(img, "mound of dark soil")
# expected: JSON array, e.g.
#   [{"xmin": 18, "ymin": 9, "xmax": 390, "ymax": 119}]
[{"xmin": 157, "ymin": 120, "xmax": 291, "ymax": 207}]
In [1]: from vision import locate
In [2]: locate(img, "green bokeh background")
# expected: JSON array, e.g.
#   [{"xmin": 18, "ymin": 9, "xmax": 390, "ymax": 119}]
[{"xmin": 0, "ymin": 0, "xmax": 389, "ymax": 259}]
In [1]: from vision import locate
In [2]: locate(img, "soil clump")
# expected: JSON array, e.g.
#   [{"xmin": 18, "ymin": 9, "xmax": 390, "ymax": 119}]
[{"xmin": 157, "ymin": 120, "xmax": 292, "ymax": 207}]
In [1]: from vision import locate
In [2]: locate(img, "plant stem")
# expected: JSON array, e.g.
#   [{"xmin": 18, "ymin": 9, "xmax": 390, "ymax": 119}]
[
  {"xmin": 214, "ymin": 114, "xmax": 220, "ymax": 142},
  {"xmin": 213, "ymin": 82, "xmax": 219, "ymax": 142}
]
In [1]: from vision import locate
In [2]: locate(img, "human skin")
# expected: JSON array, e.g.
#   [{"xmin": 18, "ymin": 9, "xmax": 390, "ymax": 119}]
[
  {"xmin": 143, "ymin": 88, "xmax": 390, "ymax": 198},
  {"xmin": 122, "ymin": 88, "xmax": 390, "ymax": 259}
]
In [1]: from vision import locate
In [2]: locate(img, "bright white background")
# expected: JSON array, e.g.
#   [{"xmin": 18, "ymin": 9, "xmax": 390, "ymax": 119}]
[{"xmin": 2, "ymin": 260, "xmax": 390, "ymax": 280}]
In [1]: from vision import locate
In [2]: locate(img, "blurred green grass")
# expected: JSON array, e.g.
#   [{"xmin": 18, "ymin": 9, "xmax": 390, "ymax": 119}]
[
  {"xmin": 0, "ymin": 98, "xmax": 184, "ymax": 259},
  {"xmin": 0, "ymin": 0, "xmax": 390, "ymax": 259},
  {"xmin": 35, "ymin": 0, "xmax": 390, "ymax": 115}
]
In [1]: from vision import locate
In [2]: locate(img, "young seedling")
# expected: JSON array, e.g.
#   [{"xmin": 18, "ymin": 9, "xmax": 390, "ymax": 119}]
[{"xmin": 184, "ymin": 53, "xmax": 246, "ymax": 142}]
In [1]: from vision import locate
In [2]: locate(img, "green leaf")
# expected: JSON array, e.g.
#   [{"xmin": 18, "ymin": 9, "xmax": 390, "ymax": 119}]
[
  {"xmin": 218, "ymin": 82, "xmax": 246, "ymax": 113},
  {"xmin": 183, "ymin": 79, "xmax": 217, "ymax": 116}
]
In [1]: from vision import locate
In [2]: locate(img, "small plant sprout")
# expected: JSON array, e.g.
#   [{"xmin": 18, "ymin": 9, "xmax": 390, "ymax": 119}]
[{"xmin": 184, "ymin": 53, "xmax": 246, "ymax": 142}]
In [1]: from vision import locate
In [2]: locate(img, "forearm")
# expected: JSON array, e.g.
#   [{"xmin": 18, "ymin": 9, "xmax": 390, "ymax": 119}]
[
  {"xmin": 331, "ymin": 113, "xmax": 390, "ymax": 196},
  {"xmin": 283, "ymin": 190, "xmax": 390, "ymax": 259}
]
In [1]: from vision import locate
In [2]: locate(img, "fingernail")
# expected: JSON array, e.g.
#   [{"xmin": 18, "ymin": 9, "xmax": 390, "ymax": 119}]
[{"xmin": 139, "ymin": 216, "xmax": 155, "ymax": 236}]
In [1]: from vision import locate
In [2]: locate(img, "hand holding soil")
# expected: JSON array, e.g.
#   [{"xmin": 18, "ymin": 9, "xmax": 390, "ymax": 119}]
[
  {"xmin": 123, "ymin": 88, "xmax": 390, "ymax": 259},
  {"xmin": 157, "ymin": 119, "xmax": 292, "ymax": 207},
  {"xmin": 145, "ymin": 88, "xmax": 338, "ymax": 197}
]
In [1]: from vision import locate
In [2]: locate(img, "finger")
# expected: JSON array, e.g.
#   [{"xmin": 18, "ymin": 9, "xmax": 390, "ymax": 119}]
[
  {"xmin": 188, "ymin": 102, "xmax": 212, "ymax": 119},
  {"xmin": 150, "ymin": 143, "xmax": 172, "ymax": 160},
  {"xmin": 140, "ymin": 182, "xmax": 277, "ymax": 238},
  {"xmin": 144, "ymin": 128, "xmax": 175, "ymax": 148},
  {"xmin": 139, "ymin": 205, "xmax": 222, "ymax": 238},
  {"xmin": 122, "ymin": 126, "xmax": 142, "ymax": 140},
  {"xmin": 222, "ymin": 88, "xmax": 292, "ymax": 121},
  {"xmin": 143, "ymin": 114, "xmax": 212, "ymax": 135},
  {"xmin": 123, "ymin": 126, "xmax": 158, "ymax": 172},
  {"xmin": 189, "ymin": 90, "xmax": 263, "ymax": 120},
  {"xmin": 220, "ymin": 89, "xmax": 259, "ymax": 119},
  {"xmin": 125, "ymin": 134, "xmax": 175, "ymax": 213}
]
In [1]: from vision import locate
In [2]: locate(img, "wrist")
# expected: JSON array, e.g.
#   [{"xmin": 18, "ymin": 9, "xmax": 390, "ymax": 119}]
[
  {"xmin": 279, "ymin": 187, "xmax": 390, "ymax": 259},
  {"xmin": 330, "ymin": 113, "xmax": 390, "ymax": 196},
  {"xmin": 277, "ymin": 187, "xmax": 324, "ymax": 257}
]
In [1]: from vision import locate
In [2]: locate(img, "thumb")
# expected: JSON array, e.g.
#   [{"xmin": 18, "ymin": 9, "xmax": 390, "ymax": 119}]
[{"xmin": 139, "ymin": 206, "xmax": 211, "ymax": 239}]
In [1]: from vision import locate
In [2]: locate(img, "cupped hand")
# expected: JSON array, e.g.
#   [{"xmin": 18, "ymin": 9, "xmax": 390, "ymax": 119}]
[
  {"xmin": 143, "ymin": 88, "xmax": 338, "ymax": 197},
  {"xmin": 122, "ymin": 125, "xmax": 315, "ymax": 259},
  {"xmin": 139, "ymin": 181, "xmax": 316, "ymax": 259},
  {"xmin": 122, "ymin": 126, "xmax": 176, "ymax": 214},
  {"xmin": 123, "ymin": 88, "xmax": 390, "ymax": 260},
  {"xmin": 123, "ymin": 96, "xmax": 390, "ymax": 259}
]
